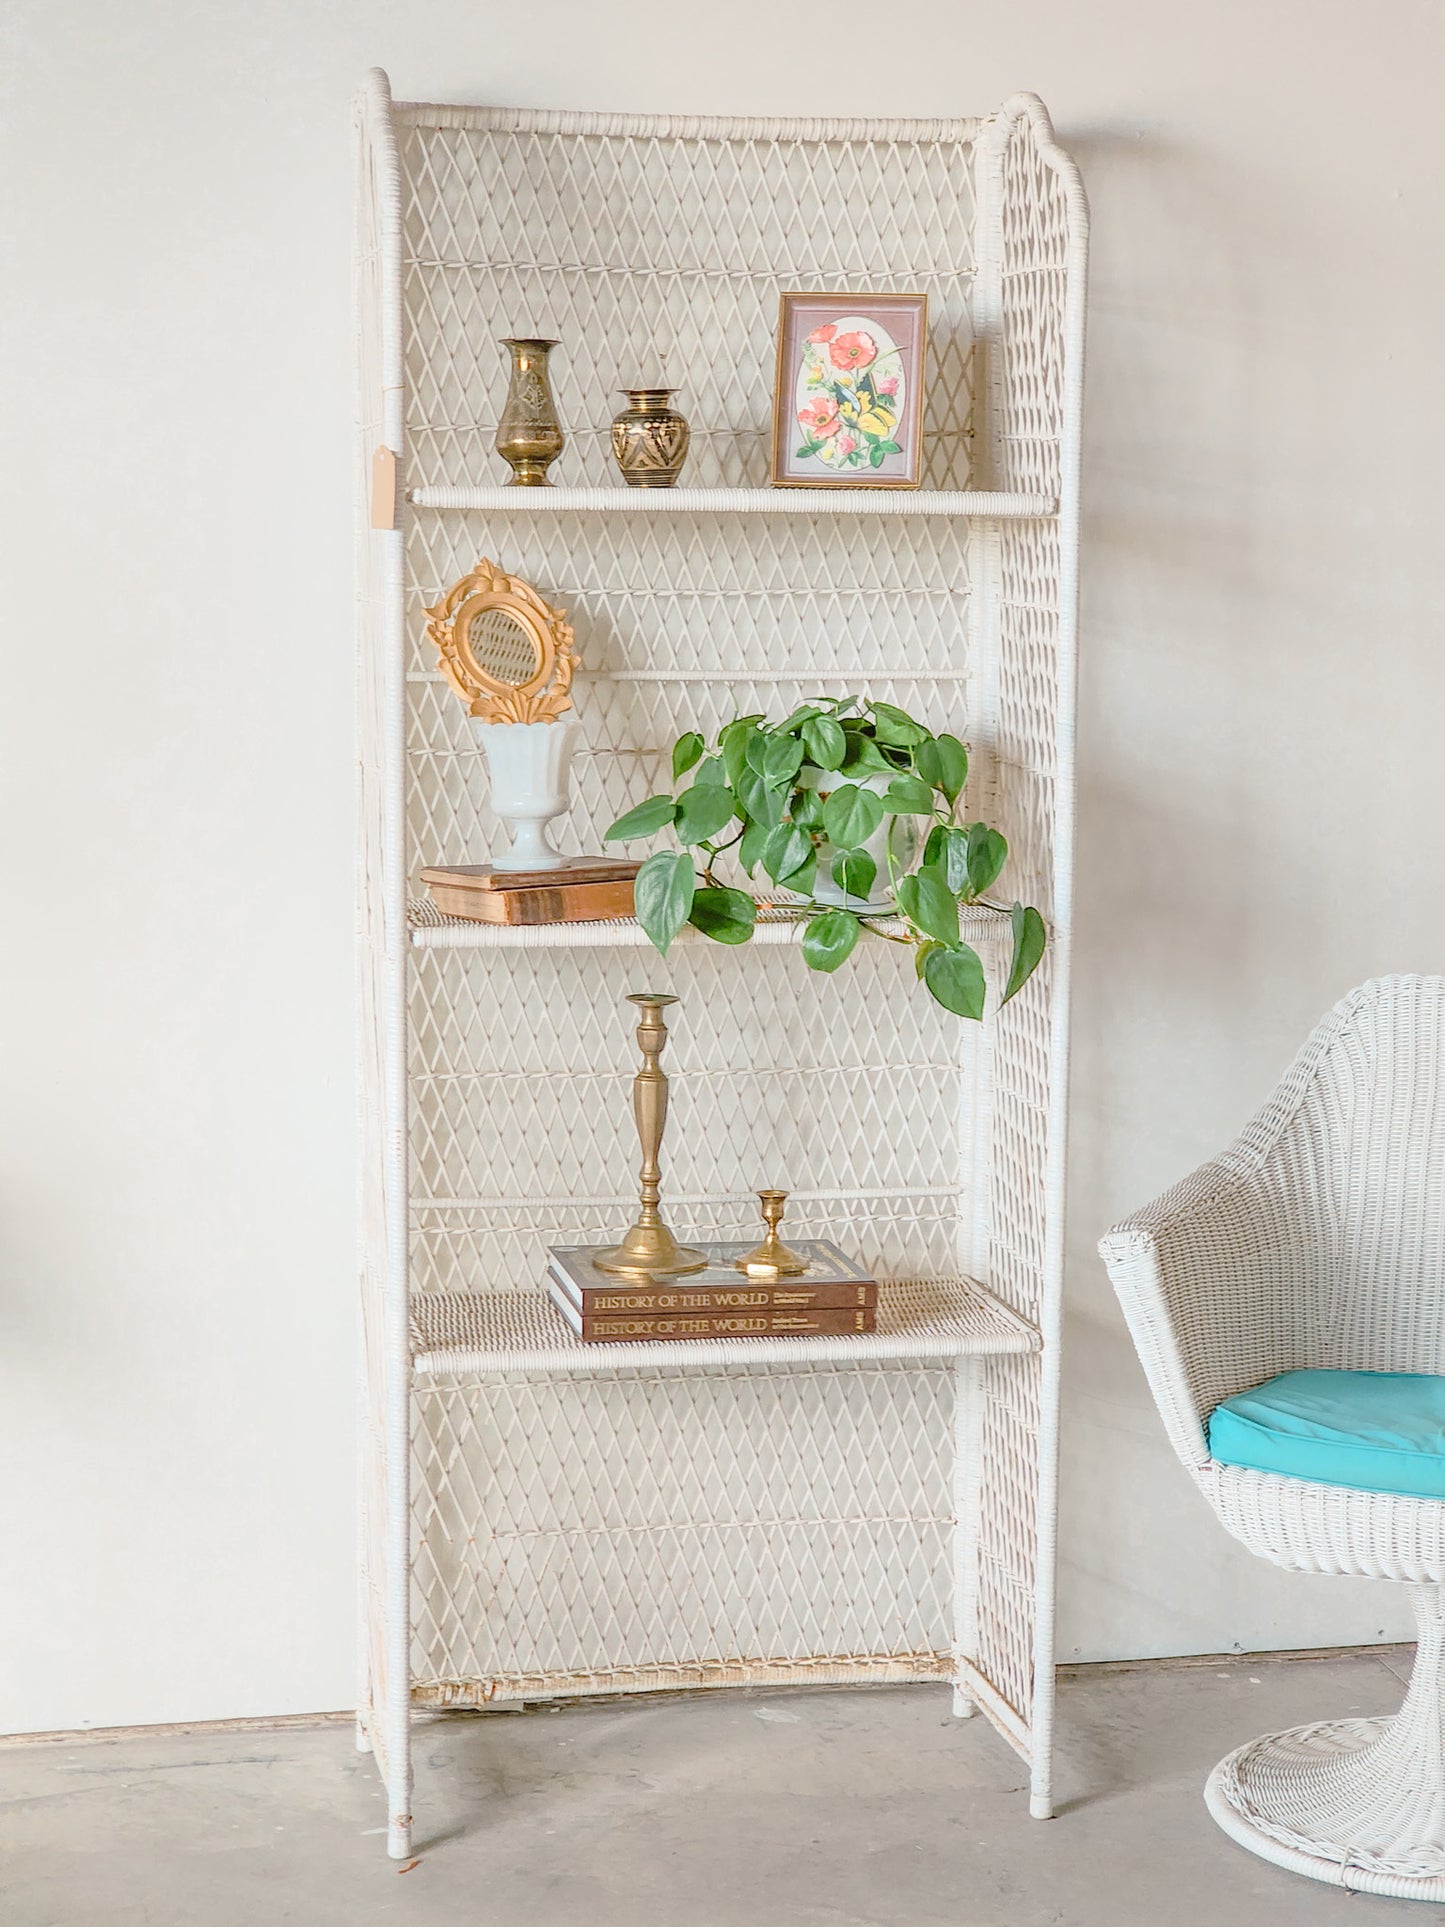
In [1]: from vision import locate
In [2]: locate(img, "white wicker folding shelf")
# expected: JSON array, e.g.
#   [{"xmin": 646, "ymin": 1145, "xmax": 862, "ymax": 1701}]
[
  {"xmin": 358, "ymin": 68, "xmax": 1085, "ymax": 1862},
  {"xmin": 411, "ymin": 1278, "xmax": 1039, "ymax": 1376}
]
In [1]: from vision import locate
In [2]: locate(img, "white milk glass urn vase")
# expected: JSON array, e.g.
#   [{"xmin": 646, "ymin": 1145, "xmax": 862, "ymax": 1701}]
[{"xmin": 472, "ymin": 717, "xmax": 577, "ymax": 870}]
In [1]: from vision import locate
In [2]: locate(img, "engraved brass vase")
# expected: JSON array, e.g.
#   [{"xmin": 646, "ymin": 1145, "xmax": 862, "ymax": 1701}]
[
  {"xmin": 495, "ymin": 338, "xmax": 564, "ymax": 486},
  {"xmin": 609, "ymin": 388, "xmax": 690, "ymax": 488}
]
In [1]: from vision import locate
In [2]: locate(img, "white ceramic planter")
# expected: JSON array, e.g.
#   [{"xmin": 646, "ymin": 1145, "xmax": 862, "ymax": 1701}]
[
  {"xmin": 472, "ymin": 718, "xmax": 576, "ymax": 870},
  {"xmin": 801, "ymin": 769, "xmax": 921, "ymax": 912}
]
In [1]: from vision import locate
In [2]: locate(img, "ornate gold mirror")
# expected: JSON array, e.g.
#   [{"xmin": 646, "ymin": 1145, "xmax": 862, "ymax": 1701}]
[{"xmin": 425, "ymin": 558, "xmax": 578, "ymax": 723}]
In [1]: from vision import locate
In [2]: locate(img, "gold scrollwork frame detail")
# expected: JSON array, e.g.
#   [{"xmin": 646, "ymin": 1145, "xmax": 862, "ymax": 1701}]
[{"xmin": 424, "ymin": 557, "xmax": 579, "ymax": 724}]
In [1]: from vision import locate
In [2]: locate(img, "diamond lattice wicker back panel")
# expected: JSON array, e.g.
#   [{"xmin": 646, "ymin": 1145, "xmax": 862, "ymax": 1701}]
[
  {"xmin": 398, "ymin": 110, "xmax": 978, "ymax": 491},
  {"xmin": 358, "ymin": 72, "xmax": 1084, "ymax": 1859}
]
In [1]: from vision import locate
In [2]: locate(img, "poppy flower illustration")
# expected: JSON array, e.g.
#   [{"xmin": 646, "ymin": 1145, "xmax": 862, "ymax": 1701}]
[
  {"xmin": 828, "ymin": 330, "xmax": 877, "ymax": 372},
  {"xmin": 797, "ymin": 396, "xmax": 840, "ymax": 437},
  {"xmin": 806, "ymin": 323, "xmax": 837, "ymax": 345}
]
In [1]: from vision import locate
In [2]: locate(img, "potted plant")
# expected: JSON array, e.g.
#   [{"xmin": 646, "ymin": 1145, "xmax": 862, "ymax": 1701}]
[{"xmin": 605, "ymin": 696, "xmax": 1046, "ymax": 1018}]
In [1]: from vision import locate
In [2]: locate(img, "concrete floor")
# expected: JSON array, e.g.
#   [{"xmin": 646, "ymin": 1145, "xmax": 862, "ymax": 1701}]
[{"xmin": 2, "ymin": 1650, "xmax": 1437, "ymax": 1926}]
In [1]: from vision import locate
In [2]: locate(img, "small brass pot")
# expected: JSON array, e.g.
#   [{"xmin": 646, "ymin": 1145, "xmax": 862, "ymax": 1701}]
[
  {"xmin": 496, "ymin": 338, "xmax": 564, "ymax": 486},
  {"xmin": 610, "ymin": 388, "xmax": 690, "ymax": 488}
]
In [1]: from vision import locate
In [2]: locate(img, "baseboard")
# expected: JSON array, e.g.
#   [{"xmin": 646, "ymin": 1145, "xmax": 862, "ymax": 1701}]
[{"xmin": 0, "ymin": 1641, "xmax": 1417, "ymax": 1748}]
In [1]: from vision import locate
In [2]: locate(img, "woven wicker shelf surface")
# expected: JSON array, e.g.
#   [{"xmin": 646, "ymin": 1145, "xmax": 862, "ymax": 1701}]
[
  {"xmin": 406, "ymin": 898, "xmax": 1004, "ymax": 949},
  {"xmin": 407, "ymin": 484, "xmax": 1057, "ymax": 518},
  {"xmin": 410, "ymin": 1276, "xmax": 1039, "ymax": 1376}
]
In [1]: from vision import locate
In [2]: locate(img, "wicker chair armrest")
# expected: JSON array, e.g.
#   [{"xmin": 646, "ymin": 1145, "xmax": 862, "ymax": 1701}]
[{"xmin": 1099, "ymin": 1154, "xmax": 1318, "ymax": 1472}]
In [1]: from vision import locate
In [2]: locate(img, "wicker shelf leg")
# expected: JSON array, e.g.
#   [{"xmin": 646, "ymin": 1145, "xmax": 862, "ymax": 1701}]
[
  {"xmin": 388, "ymin": 1815, "xmax": 413, "ymax": 1859},
  {"xmin": 1205, "ymin": 1584, "xmax": 1445, "ymax": 1900},
  {"xmin": 952, "ymin": 1687, "xmax": 978, "ymax": 1718}
]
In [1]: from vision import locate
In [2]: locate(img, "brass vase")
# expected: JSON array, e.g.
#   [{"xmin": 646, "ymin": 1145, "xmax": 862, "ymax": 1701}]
[
  {"xmin": 495, "ymin": 338, "xmax": 564, "ymax": 486},
  {"xmin": 609, "ymin": 388, "xmax": 690, "ymax": 488}
]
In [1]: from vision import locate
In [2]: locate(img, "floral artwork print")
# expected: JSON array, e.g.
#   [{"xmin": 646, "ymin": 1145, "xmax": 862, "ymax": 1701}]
[{"xmin": 794, "ymin": 315, "xmax": 906, "ymax": 472}]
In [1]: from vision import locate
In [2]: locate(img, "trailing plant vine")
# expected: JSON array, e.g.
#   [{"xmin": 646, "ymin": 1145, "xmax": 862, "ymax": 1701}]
[{"xmin": 605, "ymin": 696, "xmax": 1047, "ymax": 1018}]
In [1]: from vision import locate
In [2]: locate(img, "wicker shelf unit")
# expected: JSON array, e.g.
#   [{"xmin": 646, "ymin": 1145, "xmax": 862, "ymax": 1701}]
[{"xmin": 358, "ymin": 68, "xmax": 1086, "ymax": 1859}]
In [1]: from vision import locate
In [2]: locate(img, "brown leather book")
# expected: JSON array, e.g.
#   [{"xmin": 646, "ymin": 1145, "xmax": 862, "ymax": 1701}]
[
  {"xmin": 421, "ymin": 859, "xmax": 641, "ymax": 925},
  {"xmin": 549, "ymin": 1282, "xmax": 876, "ymax": 1343},
  {"xmin": 547, "ymin": 1241, "xmax": 877, "ymax": 1320},
  {"xmin": 549, "ymin": 1274, "xmax": 878, "ymax": 1317}
]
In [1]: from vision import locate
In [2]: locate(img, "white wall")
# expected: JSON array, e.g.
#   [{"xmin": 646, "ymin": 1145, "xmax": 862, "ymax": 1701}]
[{"xmin": 2, "ymin": 0, "xmax": 1439, "ymax": 1733}]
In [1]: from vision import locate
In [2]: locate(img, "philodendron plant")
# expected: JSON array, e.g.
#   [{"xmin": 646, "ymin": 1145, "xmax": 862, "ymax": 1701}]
[{"xmin": 605, "ymin": 695, "xmax": 1046, "ymax": 1019}]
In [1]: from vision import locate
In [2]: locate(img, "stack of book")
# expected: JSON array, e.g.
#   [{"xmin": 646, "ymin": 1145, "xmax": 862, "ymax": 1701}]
[{"xmin": 547, "ymin": 1242, "xmax": 879, "ymax": 1344}]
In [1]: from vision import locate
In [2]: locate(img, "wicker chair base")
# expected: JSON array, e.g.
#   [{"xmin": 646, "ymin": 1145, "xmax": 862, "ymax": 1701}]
[{"xmin": 1205, "ymin": 1589, "xmax": 1445, "ymax": 1901}]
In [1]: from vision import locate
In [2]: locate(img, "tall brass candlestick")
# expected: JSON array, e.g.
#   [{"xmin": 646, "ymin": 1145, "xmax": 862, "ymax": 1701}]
[{"xmin": 593, "ymin": 993, "xmax": 707, "ymax": 1277}]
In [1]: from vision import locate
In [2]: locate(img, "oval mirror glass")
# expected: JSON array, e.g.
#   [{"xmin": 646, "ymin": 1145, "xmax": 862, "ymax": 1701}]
[{"xmin": 468, "ymin": 606, "xmax": 543, "ymax": 687}]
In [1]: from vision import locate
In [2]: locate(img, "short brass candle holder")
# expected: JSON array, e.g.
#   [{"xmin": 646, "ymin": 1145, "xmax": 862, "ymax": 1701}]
[
  {"xmin": 735, "ymin": 1189, "xmax": 810, "ymax": 1277},
  {"xmin": 593, "ymin": 993, "xmax": 708, "ymax": 1278}
]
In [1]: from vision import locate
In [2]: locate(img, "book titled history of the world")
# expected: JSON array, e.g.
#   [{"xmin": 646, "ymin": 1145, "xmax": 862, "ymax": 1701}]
[{"xmin": 547, "ymin": 1242, "xmax": 878, "ymax": 1344}]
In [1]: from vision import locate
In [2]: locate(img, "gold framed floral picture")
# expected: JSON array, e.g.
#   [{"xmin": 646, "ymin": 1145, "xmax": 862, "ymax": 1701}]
[{"xmin": 770, "ymin": 292, "xmax": 927, "ymax": 487}]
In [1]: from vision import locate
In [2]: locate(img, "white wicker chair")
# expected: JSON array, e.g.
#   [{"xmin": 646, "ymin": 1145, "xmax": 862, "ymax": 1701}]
[{"xmin": 1099, "ymin": 975, "xmax": 1445, "ymax": 1901}]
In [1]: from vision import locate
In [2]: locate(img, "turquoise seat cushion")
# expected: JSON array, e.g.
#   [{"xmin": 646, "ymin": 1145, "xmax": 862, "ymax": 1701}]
[{"xmin": 1208, "ymin": 1369, "xmax": 1445, "ymax": 1500}]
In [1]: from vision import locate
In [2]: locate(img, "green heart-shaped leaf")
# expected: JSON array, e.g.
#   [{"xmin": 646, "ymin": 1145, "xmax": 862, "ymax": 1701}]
[
  {"xmin": 923, "ymin": 942, "xmax": 987, "ymax": 1019},
  {"xmin": 922, "ymin": 824, "xmax": 970, "ymax": 894},
  {"xmin": 720, "ymin": 716, "xmax": 764, "ymax": 790},
  {"xmin": 965, "ymin": 822, "xmax": 1008, "ymax": 898},
  {"xmin": 759, "ymin": 731, "xmax": 805, "ymax": 788},
  {"xmin": 882, "ymin": 774, "xmax": 934, "ymax": 813},
  {"xmin": 780, "ymin": 847, "xmax": 816, "ymax": 896},
  {"xmin": 674, "ymin": 781, "xmax": 737, "ymax": 846},
  {"xmin": 633, "ymin": 849, "xmax": 696, "ymax": 956},
  {"xmin": 734, "ymin": 765, "xmax": 786, "ymax": 829},
  {"xmin": 897, "ymin": 867, "xmax": 960, "ymax": 945},
  {"xmin": 671, "ymin": 731, "xmax": 705, "ymax": 781},
  {"xmin": 738, "ymin": 819, "xmax": 769, "ymax": 877},
  {"xmin": 914, "ymin": 733, "xmax": 968, "ymax": 804},
  {"xmin": 1003, "ymin": 904, "xmax": 1047, "ymax": 1003},
  {"xmin": 869, "ymin": 701, "xmax": 930, "ymax": 748},
  {"xmin": 914, "ymin": 937, "xmax": 941, "ymax": 981},
  {"xmin": 801, "ymin": 714, "xmax": 847, "ymax": 770},
  {"xmin": 761, "ymin": 821, "xmax": 812, "ymax": 884},
  {"xmin": 839, "ymin": 731, "xmax": 895, "ymax": 775},
  {"xmin": 689, "ymin": 886, "xmax": 757, "ymax": 945},
  {"xmin": 821, "ymin": 783, "xmax": 885, "ymax": 850},
  {"xmin": 830, "ymin": 849, "xmax": 877, "ymax": 901},
  {"xmin": 791, "ymin": 787, "xmax": 825, "ymax": 832},
  {"xmin": 606, "ymin": 795, "xmax": 678, "ymax": 842},
  {"xmin": 801, "ymin": 908, "xmax": 861, "ymax": 973}
]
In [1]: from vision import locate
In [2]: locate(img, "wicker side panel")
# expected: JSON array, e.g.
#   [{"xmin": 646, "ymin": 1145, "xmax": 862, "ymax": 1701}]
[
  {"xmin": 967, "ymin": 99, "xmax": 1082, "ymax": 1775},
  {"xmin": 356, "ymin": 76, "xmax": 409, "ymax": 1834}
]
